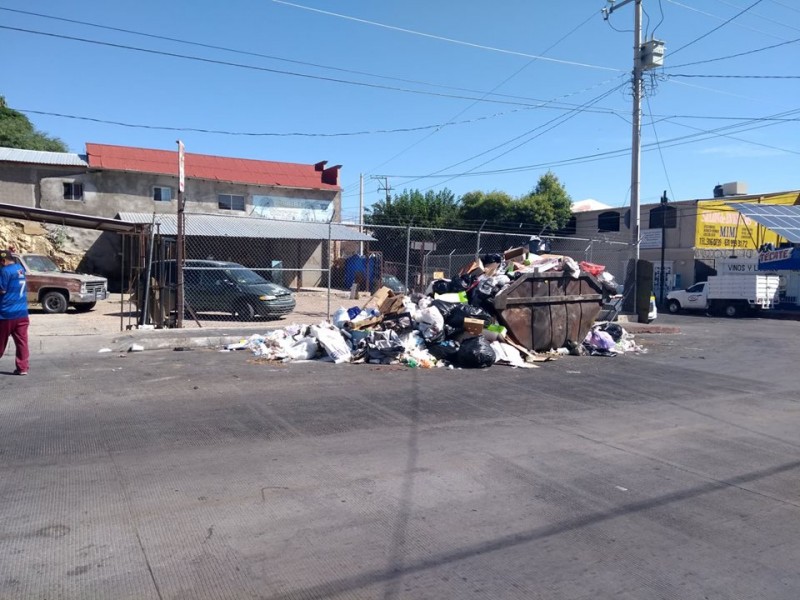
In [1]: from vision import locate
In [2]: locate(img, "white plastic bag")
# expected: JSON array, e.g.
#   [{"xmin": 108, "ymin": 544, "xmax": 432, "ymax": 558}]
[
  {"xmin": 311, "ymin": 325, "xmax": 352, "ymax": 364},
  {"xmin": 415, "ymin": 306, "xmax": 445, "ymax": 341},
  {"xmin": 287, "ymin": 336, "xmax": 318, "ymax": 360},
  {"xmin": 332, "ymin": 307, "xmax": 350, "ymax": 329}
]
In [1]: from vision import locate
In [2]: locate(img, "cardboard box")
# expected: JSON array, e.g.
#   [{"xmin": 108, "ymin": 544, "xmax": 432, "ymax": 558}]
[
  {"xmin": 379, "ymin": 294, "xmax": 406, "ymax": 315},
  {"xmin": 462, "ymin": 317, "xmax": 485, "ymax": 336},
  {"xmin": 433, "ymin": 271, "xmax": 445, "ymax": 280},
  {"xmin": 504, "ymin": 246, "xmax": 527, "ymax": 261},
  {"xmin": 460, "ymin": 258, "xmax": 484, "ymax": 277}
]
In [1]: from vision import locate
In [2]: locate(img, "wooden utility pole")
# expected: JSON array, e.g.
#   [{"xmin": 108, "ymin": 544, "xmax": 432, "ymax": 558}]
[{"xmin": 176, "ymin": 140, "xmax": 185, "ymax": 328}]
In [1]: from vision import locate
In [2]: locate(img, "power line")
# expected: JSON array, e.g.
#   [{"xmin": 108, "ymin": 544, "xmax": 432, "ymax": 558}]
[
  {"xmin": 270, "ymin": 0, "xmax": 621, "ymax": 72},
  {"xmin": 0, "ymin": 25, "xmax": 614, "ymax": 108},
  {"xmin": 665, "ymin": 35, "xmax": 800, "ymax": 69},
  {"xmin": 645, "ymin": 94, "xmax": 676, "ymax": 201},
  {"xmin": 710, "ymin": 0, "xmax": 800, "ymax": 33},
  {"xmin": 342, "ymin": 8, "xmax": 604, "ymax": 192},
  {"xmin": 668, "ymin": 73, "xmax": 800, "ymax": 79},
  {"xmin": 350, "ymin": 107, "xmax": 800, "ymax": 182},
  {"xmin": 0, "ymin": 7, "xmax": 621, "ymax": 106},
  {"xmin": 419, "ymin": 83, "xmax": 630, "ymax": 192},
  {"xmin": 670, "ymin": 0, "xmax": 767, "ymax": 56},
  {"xmin": 16, "ymin": 108, "xmax": 554, "ymax": 137},
  {"xmin": 665, "ymin": 0, "xmax": 791, "ymax": 42}
]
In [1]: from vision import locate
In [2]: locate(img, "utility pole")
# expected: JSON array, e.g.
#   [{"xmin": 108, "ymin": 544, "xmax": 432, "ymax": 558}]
[
  {"xmin": 176, "ymin": 140, "xmax": 185, "ymax": 329},
  {"xmin": 371, "ymin": 175, "xmax": 392, "ymax": 205},
  {"xmin": 603, "ymin": 0, "xmax": 642, "ymax": 260},
  {"xmin": 603, "ymin": 0, "xmax": 664, "ymax": 305}
]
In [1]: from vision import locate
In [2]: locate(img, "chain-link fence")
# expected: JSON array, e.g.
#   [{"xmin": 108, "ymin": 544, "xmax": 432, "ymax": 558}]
[
  {"xmin": 132, "ymin": 215, "xmax": 633, "ymax": 328},
  {"xmin": 361, "ymin": 224, "xmax": 632, "ymax": 295}
]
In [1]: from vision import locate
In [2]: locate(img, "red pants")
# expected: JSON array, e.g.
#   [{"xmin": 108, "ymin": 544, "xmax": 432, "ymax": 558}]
[{"xmin": 0, "ymin": 317, "xmax": 30, "ymax": 373}]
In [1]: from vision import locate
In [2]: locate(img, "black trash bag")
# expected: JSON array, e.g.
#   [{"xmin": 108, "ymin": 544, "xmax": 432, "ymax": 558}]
[
  {"xmin": 431, "ymin": 279, "xmax": 451, "ymax": 296},
  {"xmin": 443, "ymin": 324, "xmax": 460, "ymax": 340},
  {"xmin": 431, "ymin": 299, "xmax": 459, "ymax": 322},
  {"xmin": 448, "ymin": 274, "xmax": 473, "ymax": 293},
  {"xmin": 445, "ymin": 304, "xmax": 493, "ymax": 330},
  {"xmin": 455, "ymin": 335, "xmax": 496, "ymax": 368},
  {"xmin": 599, "ymin": 322, "xmax": 624, "ymax": 342},
  {"xmin": 427, "ymin": 340, "xmax": 460, "ymax": 363},
  {"xmin": 481, "ymin": 253, "xmax": 503, "ymax": 266},
  {"xmin": 469, "ymin": 279, "xmax": 498, "ymax": 311}
]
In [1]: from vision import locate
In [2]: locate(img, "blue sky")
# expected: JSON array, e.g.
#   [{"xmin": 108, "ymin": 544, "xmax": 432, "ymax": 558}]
[{"xmin": 3, "ymin": 0, "xmax": 799, "ymax": 220}]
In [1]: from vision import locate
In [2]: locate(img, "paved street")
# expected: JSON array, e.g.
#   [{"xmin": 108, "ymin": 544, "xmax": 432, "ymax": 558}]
[{"xmin": 1, "ymin": 314, "xmax": 799, "ymax": 599}]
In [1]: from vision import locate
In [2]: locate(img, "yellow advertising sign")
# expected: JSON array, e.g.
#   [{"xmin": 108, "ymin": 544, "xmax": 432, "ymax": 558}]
[{"xmin": 695, "ymin": 193, "xmax": 800, "ymax": 250}]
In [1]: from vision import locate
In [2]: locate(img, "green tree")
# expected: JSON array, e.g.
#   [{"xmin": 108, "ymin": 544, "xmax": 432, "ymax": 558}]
[
  {"xmin": 0, "ymin": 96, "xmax": 68, "ymax": 152},
  {"xmin": 365, "ymin": 188, "xmax": 461, "ymax": 228},
  {"xmin": 459, "ymin": 190, "xmax": 514, "ymax": 225},
  {"xmin": 515, "ymin": 171, "xmax": 573, "ymax": 231}
]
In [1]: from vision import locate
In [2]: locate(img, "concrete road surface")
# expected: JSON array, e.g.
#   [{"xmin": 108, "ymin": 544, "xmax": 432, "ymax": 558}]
[{"xmin": 1, "ymin": 315, "xmax": 799, "ymax": 599}]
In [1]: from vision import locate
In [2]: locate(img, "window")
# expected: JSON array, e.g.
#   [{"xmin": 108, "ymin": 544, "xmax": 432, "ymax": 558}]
[
  {"xmin": 218, "ymin": 194, "xmax": 245, "ymax": 211},
  {"xmin": 153, "ymin": 186, "xmax": 173, "ymax": 202},
  {"xmin": 597, "ymin": 211, "xmax": 621, "ymax": 232},
  {"xmin": 63, "ymin": 182, "xmax": 83, "ymax": 201},
  {"xmin": 649, "ymin": 205, "xmax": 677, "ymax": 229}
]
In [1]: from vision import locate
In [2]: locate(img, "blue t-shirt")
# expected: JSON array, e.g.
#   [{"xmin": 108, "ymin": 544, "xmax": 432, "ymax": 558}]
[{"xmin": 0, "ymin": 263, "xmax": 29, "ymax": 319}]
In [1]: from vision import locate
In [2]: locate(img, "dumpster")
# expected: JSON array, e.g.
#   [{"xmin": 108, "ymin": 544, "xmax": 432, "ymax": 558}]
[{"xmin": 493, "ymin": 271, "xmax": 605, "ymax": 352}]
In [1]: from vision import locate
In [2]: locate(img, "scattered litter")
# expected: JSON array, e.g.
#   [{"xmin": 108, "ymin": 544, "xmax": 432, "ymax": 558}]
[
  {"xmin": 173, "ymin": 347, "xmax": 194, "ymax": 352},
  {"xmin": 98, "ymin": 348, "xmax": 112, "ymax": 353},
  {"xmin": 221, "ymin": 246, "xmax": 645, "ymax": 369},
  {"xmin": 128, "ymin": 344, "xmax": 144, "ymax": 353}
]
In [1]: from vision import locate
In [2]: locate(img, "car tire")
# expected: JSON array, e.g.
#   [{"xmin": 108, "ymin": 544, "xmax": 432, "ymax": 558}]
[
  {"xmin": 724, "ymin": 302, "xmax": 740, "ymax": 318},
  {"xmin": 667, "ymin": 299, "xmax": 681, "ymax": 314},
  {"xmin": 41, "ymin": 291, "xmax": 69, "ymax": 314},
  {"xmin": 73, "ymin": 302, "xmax": 97, "ymax": 313},
  {"xmin": 234, "ymin": 300, "xmax": 256, "ymax": 321}
]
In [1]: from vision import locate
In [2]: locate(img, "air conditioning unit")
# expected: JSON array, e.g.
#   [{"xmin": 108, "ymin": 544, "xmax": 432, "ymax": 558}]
[{"xmin": 721, "ymin": 181, "xmax": 748, "ymax": 196}]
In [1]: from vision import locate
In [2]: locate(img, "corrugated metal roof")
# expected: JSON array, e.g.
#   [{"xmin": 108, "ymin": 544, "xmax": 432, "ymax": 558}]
[
  {"xmin": 0, "ymin": 147, "xmax": 88, "ymax": 167},
  {"xmin": 117, "ymin": 212, "xmax": 374, "ymax": 241},
  {"xmin": 0, "ymin": 202, "xmax": 141, "ymax": 233},
  {"xmin": 87, "ymin": 143, "xmax": 341, "ymax": 191}
]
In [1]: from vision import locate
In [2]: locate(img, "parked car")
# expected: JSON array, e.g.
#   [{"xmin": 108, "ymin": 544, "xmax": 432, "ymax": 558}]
[
  {"xmin": 381, "ymin": 274, "xmax": 408, "ymax": 294},
  {"xmin": 12, "ymin": 253, "xmax": 108, "ymax": 314},
  {"xmin": 147, "ymin": 259, "xmax": 295, "ymax": 320}
]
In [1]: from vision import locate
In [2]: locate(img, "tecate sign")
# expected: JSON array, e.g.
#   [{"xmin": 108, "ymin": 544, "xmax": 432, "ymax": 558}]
[{"xmin": 759, "ymin": 248, "xmax": 793, "ymax": 264}]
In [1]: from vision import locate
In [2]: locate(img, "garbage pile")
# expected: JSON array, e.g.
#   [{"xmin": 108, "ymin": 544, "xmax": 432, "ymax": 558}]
[{"xmin": 223, "ymin": 244, "xmax": 645, "ymax": 368}]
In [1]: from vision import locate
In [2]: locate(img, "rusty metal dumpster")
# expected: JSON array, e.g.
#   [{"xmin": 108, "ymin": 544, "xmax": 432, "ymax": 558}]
[{"xmin": 493, "ymin": 272, "xmax": 604, "ymax": 352}]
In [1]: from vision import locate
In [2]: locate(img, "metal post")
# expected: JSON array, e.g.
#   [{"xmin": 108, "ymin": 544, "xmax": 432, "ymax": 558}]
[
  {"xmin": 327, "ymin": 219, "xmax": 332, "ymax": 320},
  {"xmin": 448, "ymin": 249, "xmax": 455, "ymax": 278},
  {"xmin": 359, "ymin": 173, "xmax": 364, "ymax": 256},
  {"xmin": 404, "ymin": 223, "xmax": 412, "ymax": 291},
  {"xmin": 119, "ymin": 233, "xmax": 125, "ymax": 332},
  {"xmin": 476, "ymin": 220, "xmax": 486, "ymax": 258},
  {"xmin": 659, "ymin": 190, "xmax": 667, "ymax": 305},
  {"xmin": 140, "ymin": 221, "xmax": 156, "ymax": 326}
]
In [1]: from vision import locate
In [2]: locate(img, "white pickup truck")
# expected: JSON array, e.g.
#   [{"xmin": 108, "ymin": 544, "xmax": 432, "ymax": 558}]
[{"xmin": 666, "ymin": 274, "xmax": 779, "ymax": 317}]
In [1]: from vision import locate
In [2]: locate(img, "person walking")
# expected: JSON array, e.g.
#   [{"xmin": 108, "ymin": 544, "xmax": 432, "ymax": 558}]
[{"xmin": 0, "ymin": 248, "xmax": 29, "ymax": 375}]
